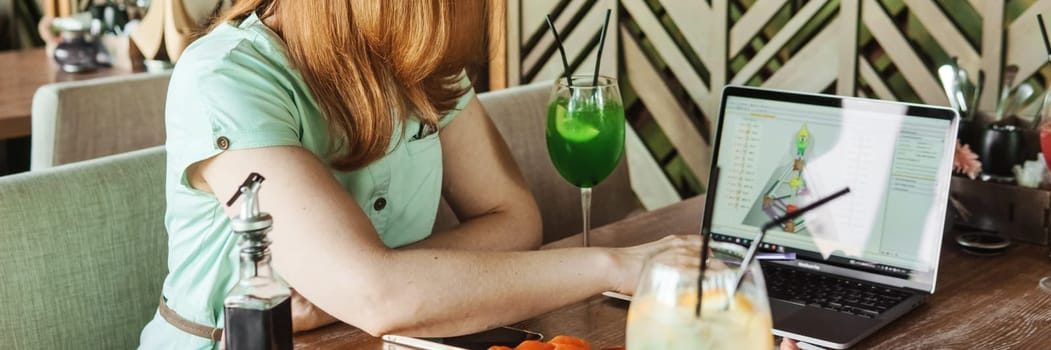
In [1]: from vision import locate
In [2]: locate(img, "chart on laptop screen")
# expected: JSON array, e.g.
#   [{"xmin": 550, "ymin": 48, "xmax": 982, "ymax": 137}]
[{"xmin": 711, "ymin": 95, "xmax": 952, "ymax": 280}]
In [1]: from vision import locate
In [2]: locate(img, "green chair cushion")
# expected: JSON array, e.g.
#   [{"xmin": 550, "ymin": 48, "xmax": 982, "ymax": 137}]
[{"xmin": 0, "ymin": 146, "xmax": 167, "ymax": 349}]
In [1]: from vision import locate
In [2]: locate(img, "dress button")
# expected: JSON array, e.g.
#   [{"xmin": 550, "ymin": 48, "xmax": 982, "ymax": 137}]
[
  {"xmin": 373, "ymin": 197, "xmax": 387, "ymax": 211},
  {"xmin": 216, "ymin": 136, "xmax": 230, "ymax": 150}
]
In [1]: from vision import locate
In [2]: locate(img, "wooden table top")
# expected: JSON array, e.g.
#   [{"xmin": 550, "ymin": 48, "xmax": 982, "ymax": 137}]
[
  {"xmin": 293, "ymin": 195, "xmax": 1051, "ymax": 349},
  {"xmin": 0, "ymin": 48, "xmax": 136, "ymax": 140}
]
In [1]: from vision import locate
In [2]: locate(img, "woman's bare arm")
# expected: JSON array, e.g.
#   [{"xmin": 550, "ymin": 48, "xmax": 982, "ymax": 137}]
[
  {"xmin": 402, "ymin": 95, "xmax": 541, "ymax": 252},
  {"xmin": 192, "ymin": 145, "xmax": 697, "ymax": 337}
]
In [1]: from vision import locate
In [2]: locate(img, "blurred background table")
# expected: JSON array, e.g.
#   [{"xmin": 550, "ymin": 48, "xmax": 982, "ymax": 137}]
[
  {"xmin": 293, "ymin": 195, "xmax": 1051, "ymax": 349},
  {"xmin": 0, "ymin": 47, "xmax": 137, "ymax": 174}
]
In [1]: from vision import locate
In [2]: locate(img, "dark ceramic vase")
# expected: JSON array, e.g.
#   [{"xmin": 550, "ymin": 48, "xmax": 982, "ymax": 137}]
[
  {"xmin": 980, "ymin": 124, "xmax": 1023, "ymax": 179},
  {"xmin": 53, "ymin": 31, "xmax": 99, "ymax": 73}
]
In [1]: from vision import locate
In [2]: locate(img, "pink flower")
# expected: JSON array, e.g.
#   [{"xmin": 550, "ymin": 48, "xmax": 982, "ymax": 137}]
[{"xmin": 953, "ymin": 140, "xmax": 982, "ymax": 179}]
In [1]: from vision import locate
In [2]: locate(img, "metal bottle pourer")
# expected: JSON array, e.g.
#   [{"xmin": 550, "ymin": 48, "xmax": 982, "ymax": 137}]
[
  {"xmin": 227, "ymin": 173, "xmax": 272, "ymax": 232},
  {"xmin": 226, "ymin": 173, "xmax": 273, "ymax": 264}
]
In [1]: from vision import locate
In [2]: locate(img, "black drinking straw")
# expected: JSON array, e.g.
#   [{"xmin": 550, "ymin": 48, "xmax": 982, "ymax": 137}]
[
  {"xmin": 592, "ymin": 9, "xmax": 612, "ymax": 87},
  {"xmin": 729, "ymin": 187, "xmax": 852, "ymax": 301},
  {"xmin": 1038, "ymin": 14, "xmax": 1051, "ymax": 59},
  {"xmin": 696, "ymin": 167, "xmax": 719, "ymax": 318},
  {"xmin": 545, "ymin": 15, "xmax": 574, "ymax": 87}
]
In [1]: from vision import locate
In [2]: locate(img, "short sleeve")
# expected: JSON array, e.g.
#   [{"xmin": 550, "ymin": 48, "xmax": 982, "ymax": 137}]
[
  {"xmin": 165, "ymin": 40, "xmax": 303, "ymax": 192},
  {"xmin": 200, "ymin": 52, "xmax": 301, "ymax": 150},
  {"xmin": 439, "ymin": 73, "xmax": 475, "ymax": 128}
]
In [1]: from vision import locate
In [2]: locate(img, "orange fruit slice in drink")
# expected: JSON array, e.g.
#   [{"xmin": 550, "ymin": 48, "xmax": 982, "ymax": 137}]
[{"xmin": 690, "ymin": 290, "xmax": 755, "ymax": 314}]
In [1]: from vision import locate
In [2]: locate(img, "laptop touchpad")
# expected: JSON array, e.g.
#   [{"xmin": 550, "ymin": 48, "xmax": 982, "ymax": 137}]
[
  {"xmin": 776, "ymin": 306, "xmax": 879, "ymax": 344},
  {"xmin": 771, "ymin": 300, "xmax": 804, "ymax": 324}
]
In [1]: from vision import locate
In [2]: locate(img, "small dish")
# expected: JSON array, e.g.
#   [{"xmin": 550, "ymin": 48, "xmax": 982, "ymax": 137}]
[{"xmin": 955, "ymin": 231, "xmax": 1010, "ymax": 255}]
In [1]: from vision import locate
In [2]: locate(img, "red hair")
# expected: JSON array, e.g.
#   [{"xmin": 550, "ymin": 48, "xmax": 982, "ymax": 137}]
[{"xmin": 212, "ymin": 0, "xmax": 488, "ymax": 169}]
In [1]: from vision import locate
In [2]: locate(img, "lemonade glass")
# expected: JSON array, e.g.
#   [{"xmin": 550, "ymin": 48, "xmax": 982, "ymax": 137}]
[
  {"xmin": 546, "ymin": 75, "xmax": 626, "ymax": 247},
  {"xmin": 626, "ymin": 241, "xmax": 773, "ymax": 350}
]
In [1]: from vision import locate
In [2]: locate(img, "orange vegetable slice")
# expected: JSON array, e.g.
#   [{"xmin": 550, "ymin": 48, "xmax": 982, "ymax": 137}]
[
  {"xmin": 515, "ymin": 340, "xmax": 555, "ymax": 350},
  {"xmin": 488, "ymin": 347, "xmax": 514, "ymax": 350},
  {"xmin": 548, "ymin": 335, "xmax": 590, "ymax": 350}
]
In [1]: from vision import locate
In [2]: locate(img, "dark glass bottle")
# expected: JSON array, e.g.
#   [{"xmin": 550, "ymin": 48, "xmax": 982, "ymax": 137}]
[{"xmin": 224, "ymin": 173, "xmax": 293, "ymax": 350}]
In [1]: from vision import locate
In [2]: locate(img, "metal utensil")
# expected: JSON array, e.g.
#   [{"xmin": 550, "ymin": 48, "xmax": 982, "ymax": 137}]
[
  {"xmin": 938, "ymin": 64, "xmax": 961, "ymax": 112},
  {"xmin": 1004, "ymin": 83, "xmax": 1034, "ymax": 120},
  {"xmin": 955, "ymin": 61, "xmax": 969, "ymax": 116},
  {"xmin": 969, "ymin": 70, "xmax": 984, "ymax": 121},
  {"xmin": 997, "ymin": 65, "xmax": 1020, "ymax": 120}
]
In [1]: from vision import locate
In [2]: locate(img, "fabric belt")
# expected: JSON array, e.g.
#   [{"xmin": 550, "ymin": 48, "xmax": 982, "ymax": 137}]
[{"xmin": 158, "ymin": 296, "xmax": 224, "ymax": 341}]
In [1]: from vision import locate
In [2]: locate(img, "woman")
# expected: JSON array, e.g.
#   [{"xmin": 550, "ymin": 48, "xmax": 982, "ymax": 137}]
[{"xmin": 138, "ymin": 1, "xmax": 700, "ymax": 348}]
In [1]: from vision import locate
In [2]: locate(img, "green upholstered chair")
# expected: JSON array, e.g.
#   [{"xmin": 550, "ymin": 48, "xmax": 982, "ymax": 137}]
[{"xmin": 0, "ymin": 146, "xmax": 167, "ymax": 349}]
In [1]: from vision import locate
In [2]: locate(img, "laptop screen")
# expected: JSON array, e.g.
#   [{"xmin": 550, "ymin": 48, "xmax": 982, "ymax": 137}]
[{"xmin": 709, "ymin": 86, "xmax": 958, "ymax": 292}]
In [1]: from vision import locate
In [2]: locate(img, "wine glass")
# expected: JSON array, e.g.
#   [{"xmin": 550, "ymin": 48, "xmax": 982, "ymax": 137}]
[
  {"xmin": 546, "ymin": 75, "xmax": 626, "ymax": 247},
  {"xmin": 626, "ymin": 241, "xmax": 774, "ymax": 350}
]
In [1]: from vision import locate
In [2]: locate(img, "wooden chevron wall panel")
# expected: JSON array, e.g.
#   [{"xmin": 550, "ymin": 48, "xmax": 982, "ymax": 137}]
[
  {"xmin": 620, "ymin": 0, "xmax": 725, "ymax": 203},
  {"xmin": 505, "ymin": 0, "xmax": 1051, "ymax": 207},
  {"xmin": 508, "ymin": 0, "xmax": 619, "ymax": 85}
]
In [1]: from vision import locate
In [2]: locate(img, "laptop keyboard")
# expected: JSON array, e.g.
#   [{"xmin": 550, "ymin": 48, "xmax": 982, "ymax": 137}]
[{"xmin": 762, "ymin": 263, "xmax": 913, "ymax": 318}]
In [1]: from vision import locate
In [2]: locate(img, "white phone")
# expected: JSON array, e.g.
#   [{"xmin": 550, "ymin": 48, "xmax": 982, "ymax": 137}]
[
  {"xmin": 383, "ymin": 326, "xmax": 543, "ymax": 350},
  {"xmin": 601, "ymin": 291, "xmax": 633, "ymax": 302}
]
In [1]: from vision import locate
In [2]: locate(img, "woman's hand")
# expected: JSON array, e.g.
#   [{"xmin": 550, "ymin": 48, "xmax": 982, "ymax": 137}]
[
  {"xmin": 780, "ymin": 338, "xmax": 800, "ymax": 350},
  {"xmin": 290, "ymin": 289, "xmax": 338, "ymax": 333},
  {"xmin": 607, "ymin": 234, "xmax": 702, "ymax": 294}
]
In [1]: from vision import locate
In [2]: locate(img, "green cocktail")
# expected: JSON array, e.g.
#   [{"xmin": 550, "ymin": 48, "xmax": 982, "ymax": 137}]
[
  {"xmin": 546, "ymin": 97, "xmax": 625, "ymax": 187},
  {"xmin": 544, "ymin": 75, "xmax": 625, "ymax": 247}
]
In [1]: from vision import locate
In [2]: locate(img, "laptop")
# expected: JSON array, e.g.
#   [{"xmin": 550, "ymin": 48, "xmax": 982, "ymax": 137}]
[{"xmin": 706, "ymin": 86, "xmax": 959, "ymax": 349}]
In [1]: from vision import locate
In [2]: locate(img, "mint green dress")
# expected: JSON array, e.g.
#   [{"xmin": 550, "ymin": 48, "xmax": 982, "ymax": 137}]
[{"xmin": 138, "ymin": 13, "xmax": 473, "ymax": 349}]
